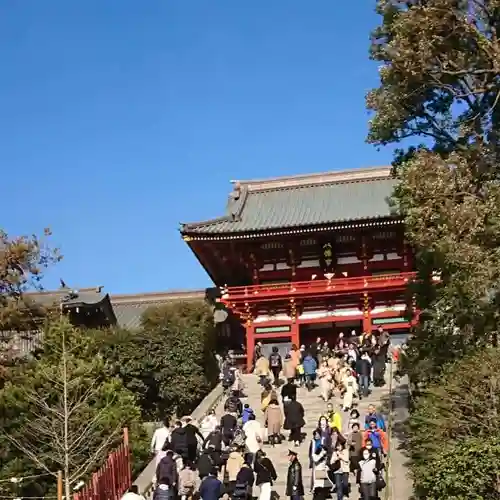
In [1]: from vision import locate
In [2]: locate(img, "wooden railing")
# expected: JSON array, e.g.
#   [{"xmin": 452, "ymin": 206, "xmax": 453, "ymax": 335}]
[
  {"xmin": 220, "ymin": 272, "xmax": 417, "ymax": 302},
  {"xmin": 73, "ymin": 429, "xmax": 131, "ymax": 500}
]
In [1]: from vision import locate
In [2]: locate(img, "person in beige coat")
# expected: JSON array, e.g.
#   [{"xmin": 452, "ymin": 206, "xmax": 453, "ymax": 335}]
[
  {"xmin": 264, "ymin": 398, "xmax": 283, "ymax": 445},
  {"xmin": 226, "ymin": 448, "xmax": 244, "ymax": 493},
  {"xmin": 317, "ymin": 360, "xmax": 333, "ymax": 402},
  {"xmin": 283, "ymin": 354, "xmax": 296, "ymax": 381},
  {"xmin": 254, "ymin": 356, "xmax": 271, "ymax": 386}
]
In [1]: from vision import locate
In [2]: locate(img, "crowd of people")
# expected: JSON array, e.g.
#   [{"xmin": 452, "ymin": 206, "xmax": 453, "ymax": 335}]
[{"xmin": 124, "ymin": 327, "xmax": 392, "ymax": 500}]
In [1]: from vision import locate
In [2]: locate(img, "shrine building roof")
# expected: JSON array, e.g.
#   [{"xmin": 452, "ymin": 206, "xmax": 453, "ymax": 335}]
[
  {"xmin": 110, "ymin": 289, "xmax": 205, "ymax": 330},
  {"xmin": 180, "ymin": 166, "xmax": 397, "ymax": 237},
  {"xmin": 17, "ymin": 287, "xmax": 206, "ymax": 331}
]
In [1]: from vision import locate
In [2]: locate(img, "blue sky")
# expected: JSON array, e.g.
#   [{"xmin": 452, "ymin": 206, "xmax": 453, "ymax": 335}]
[{"xmin": 1, "ymin": 1, "xmax": 397, "ymax": 294}]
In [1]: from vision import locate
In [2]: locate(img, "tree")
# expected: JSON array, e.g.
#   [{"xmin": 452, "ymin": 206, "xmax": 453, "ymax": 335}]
[
  {"xmin": 0, "ymin": 228, "xmax": 61, "ymax": 331},
  {"xmin": 367, "ymin": 0, "xmax": 500, "ymax": 379},
  {"xmin": 96, "ymin": 300, "xmax": 218, "ymax": 420},
  {"xmin": 367, "ymin": 4, "xmax": 500, "ymax": 496},
  {"xmin": 367, "ymin": 0, "xmax": 500, "ymax": 159},
  {"xmin": 406, "ymin": 347, "xmax": 500, "ymax": 499},
  {"xmin": 0, "ymin": 318, "xmax": 148, "ymax": 499}
]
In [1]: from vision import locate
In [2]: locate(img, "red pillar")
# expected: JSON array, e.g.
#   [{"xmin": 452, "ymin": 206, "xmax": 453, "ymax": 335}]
[
  {"xmin": 362, "ymin": 293, "xmax": 372, "ymax": 334},
  {"xmin": 246, "ymin": 323, "xmax": 255, "ymax": 373},
  {"xmin": 291, "ymin": 322, "xmax": 300, "ymax": 348},
  {"xmin": 411, "ymin": 308, "xmax": 421, "ymax": 326}
]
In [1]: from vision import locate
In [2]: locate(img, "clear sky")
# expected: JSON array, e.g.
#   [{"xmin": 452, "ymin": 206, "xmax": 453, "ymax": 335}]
[{"xmin": 1, "ymin": 1, "xmax": 398, "ymax": 294}]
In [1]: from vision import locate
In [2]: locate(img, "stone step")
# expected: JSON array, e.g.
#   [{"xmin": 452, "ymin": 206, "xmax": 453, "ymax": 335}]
[{"xmin": 214, "ymin": 374, "xmax": 390, "ymax": 497}]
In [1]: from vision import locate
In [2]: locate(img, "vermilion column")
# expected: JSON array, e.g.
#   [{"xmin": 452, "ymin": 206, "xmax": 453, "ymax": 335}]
[
  {"xmin": 362, "ymin": 313, "xmax": 372, "ymax": 334},
  {"xmin": 290, "ymin": 322, "xmax": 300, "ymax": 348},
  {"xmin": 246, "ymin": 323, "xmax": 255, "ymax": 373},
  {"xmin": 362, "ymin": 292, "xmax": 372, "ymax": 334}
]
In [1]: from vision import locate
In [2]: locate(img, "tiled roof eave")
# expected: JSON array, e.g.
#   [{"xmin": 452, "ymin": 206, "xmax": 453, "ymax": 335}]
[
  {"xmin": 180, "ymin": 215, "xmax": 236, "ymax": 232},
  {"xmin": 182, "ymin": 216, "xmax": 403, "ymax": 241}
]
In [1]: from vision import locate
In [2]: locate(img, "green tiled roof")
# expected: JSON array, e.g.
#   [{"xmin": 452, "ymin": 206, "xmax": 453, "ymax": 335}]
[
  {"xmin": 110, "ymin": 290, "xmax": 206, "ymax": 330},
  {"xmin": 181, "ymin": 167, "xmax": 397, "ymax": 235}
]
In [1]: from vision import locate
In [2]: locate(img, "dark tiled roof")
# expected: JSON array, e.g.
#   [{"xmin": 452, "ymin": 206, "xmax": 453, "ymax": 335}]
[
  {"xmin": 25, "ymin": 287, "xmax": 106, "ymax": 307},
  {"xmin": 25, "ymin": 287, "xmax": 117, "ymax": 326},
  {"xmin": 110, "ymin": 290, "xmax": 206, "ymax": 330},
  {"xmin": 20, "ymin": 287, "xmax": 207, "ymax": 331},
  {"xmin": 181, "ymin": 167, "xmax": 397, "ymax": 235}
]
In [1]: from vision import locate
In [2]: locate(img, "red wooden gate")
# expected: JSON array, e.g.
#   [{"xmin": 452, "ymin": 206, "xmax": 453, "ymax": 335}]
[{"xmin": 73, "ymin": 428, "xmax": 131, "ymax": 500}]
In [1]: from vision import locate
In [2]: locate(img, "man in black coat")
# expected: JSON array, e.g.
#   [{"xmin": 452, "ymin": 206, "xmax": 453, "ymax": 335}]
[
  {"xmin": 197, "ymin": 447, "xmax": 216, "ymax": 479},
  {"xmin": 169, "ymin": 421, "xmax": 189, "ymax": 461},
  {"xmin": 268, "ymin": 346, "xmax": 283, "ymax": 387},
  {"xmin": 183, "ymin": 417, "xmax": 204, "ymax": 463},
  {"xmin": 283, "ymin": 396, "xmax": 305, "ymax": 446},
  {"xmin": 224, "ymin": 390, "xmax": 243, "ymax": 416},
  {"xmin": 156, "ymin": 450, "xmax": 178, "ymax": 486},
  {"xmin": 254, "ymin": 450, "xmax": 277, "ymax": 490},
  {"xmin": 203, "ymin": 426, "xmax": 223, "ymax": 467},
  {"xmin": 220, "ymin": 412, "xmax": 237, "ymax": 446},
  {"xmin": 286, "ymin": 449, "xmax": 304, "ymax": 500},
  {"xmin": 281, "ymin": 379, "xmax": 297, "ymax": 404},
  {"xmin": 356, "ymin": 353, "xmax": 372, "ymax": 398}
]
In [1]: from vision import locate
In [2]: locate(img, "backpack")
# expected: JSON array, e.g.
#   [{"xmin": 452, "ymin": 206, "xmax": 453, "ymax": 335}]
[
  {"xmin": 270, "ymin": 354, "xmax": 281, "ymax": 368},
  {"xmin": 223, "ymin": 368, "xmax": 235, "ymax": 387},
  {"xmin": 232, "ymin": 483, "xmax": 249, "ymax": 499},
  {"xmin": 242, "ymin": 408, "xmax": 254, "ymax": 424},
  {"xmin": 181, "ymin": 470, "xmax": 196, "ymax": 489},
  {"xmin": 232, "ymin": 428, "xmax": 246, "ymax": 448}
]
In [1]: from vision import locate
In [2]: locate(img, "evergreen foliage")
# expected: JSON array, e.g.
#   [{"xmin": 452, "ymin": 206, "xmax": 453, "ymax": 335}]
[
  {"xmin": 367, "ymin": 1, "xmax": 500, "ymax": 496},
  {"xmin": 407, "ymin": 348, "xmax": 500, "ymax": 499},
  {"xmin": 95, "ymin": 300, "xmax": 218, "ymax": 420}
]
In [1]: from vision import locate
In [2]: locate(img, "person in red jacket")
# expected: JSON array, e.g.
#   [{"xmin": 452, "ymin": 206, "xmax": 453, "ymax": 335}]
[{"xmin": 362, "ymin": 418, "xmax": 388, "ymax": 455}]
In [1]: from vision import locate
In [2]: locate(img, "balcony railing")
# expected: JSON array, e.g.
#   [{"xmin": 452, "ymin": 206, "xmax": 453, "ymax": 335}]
[{"xmin": 220, "ymin": 272, "xmax": 416, "ymax": 303}]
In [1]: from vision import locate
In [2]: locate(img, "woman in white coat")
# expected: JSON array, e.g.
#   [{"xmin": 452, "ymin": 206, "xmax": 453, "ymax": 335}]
[
  {"xmin": 342, "ymin": 368, "xmax": 358, "ymax": 411},
  {"xmin": 330, "ymin": 440, "xmax": 350, "ymax": 500},
  {"xmin": 317, "ymin": 360, "xmax": 333, "ymax": 402}
]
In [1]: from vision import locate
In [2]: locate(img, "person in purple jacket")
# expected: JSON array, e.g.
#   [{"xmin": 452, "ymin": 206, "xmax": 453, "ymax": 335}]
[{"xmin": 199, "ymin": 468, "xmax": 222, "ymax": 500}]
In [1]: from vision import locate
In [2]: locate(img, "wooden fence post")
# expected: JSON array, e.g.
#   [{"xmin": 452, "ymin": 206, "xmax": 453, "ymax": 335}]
[
  {"xmin": 123, "ymin": 427, "xmax": 132, "ymax": 488},
  {"xmin": 57, "ymin": 471, "xmax": 63, "ymax": 500}
]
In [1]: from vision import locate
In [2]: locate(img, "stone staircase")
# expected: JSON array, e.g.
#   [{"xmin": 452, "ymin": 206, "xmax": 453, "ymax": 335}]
[{"xmin": 213, "ymin": 374, "xmax": 391, "ymax": 498}]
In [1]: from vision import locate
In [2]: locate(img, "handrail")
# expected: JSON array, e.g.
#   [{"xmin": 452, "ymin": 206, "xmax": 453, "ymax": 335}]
[
  {"xmin": 133, "ymin": 383, "xmax": 225, "ymax": 499},
  {"xmin": 221, "ymin": 272, "xmax": 416, "ymax": 302},
  {"xmin": 384, "ymin": 359, "xmax": 395, "ymax": 500}
]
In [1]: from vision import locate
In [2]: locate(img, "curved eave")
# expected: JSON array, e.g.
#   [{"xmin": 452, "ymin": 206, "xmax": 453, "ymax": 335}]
[
  {"xmin": 62, "ymin": 294, "xmax": 117, "ymax": 325},
  {"xmin": 181, "ymin": 216, "xmax": 404, "ymax": 242}
]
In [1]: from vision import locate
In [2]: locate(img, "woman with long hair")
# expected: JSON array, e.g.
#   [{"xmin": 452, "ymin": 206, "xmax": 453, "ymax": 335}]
[{"xmin": 308, "ymin": 431, "xmax": 332, "ymax": 500}]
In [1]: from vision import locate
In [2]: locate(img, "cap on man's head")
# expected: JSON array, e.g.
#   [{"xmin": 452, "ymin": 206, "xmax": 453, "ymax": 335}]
[{"xmin": 288, "ymin": 449, "xmax": 298, "ymax": 456}]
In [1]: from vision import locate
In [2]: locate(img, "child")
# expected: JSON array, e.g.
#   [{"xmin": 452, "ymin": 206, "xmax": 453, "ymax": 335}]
[
  {"xmin": 296, "ymin": 362, "xmax": 305, "ymax": 387},
  {"xmin": 241, "ymin": 404, "xmax": 254, "ymax": 425}
]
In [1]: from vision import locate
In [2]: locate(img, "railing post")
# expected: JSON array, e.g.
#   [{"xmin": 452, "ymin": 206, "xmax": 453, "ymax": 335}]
[
  {"xmin": 123, "ymin": 428, "xmax": 132, "ymax": 492},
  {"xmin": 57, "ymin": 471, "xmax": 63, "ymax": 500}
]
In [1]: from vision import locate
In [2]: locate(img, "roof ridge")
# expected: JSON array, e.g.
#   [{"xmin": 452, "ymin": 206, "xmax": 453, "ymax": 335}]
[
  {"xmin": 231, "ymin": 166, "xmax": 391, "ymax": 192},
  {"xmin": 111, "ymin": 290, "xmax": 205, "ymax": 304},
  {"xmin": 24, "ymin": 286, "xmax": 103, "ymax": 296},
  {"xmin": 247, "ymin": 175, "xmax": 392, "ymax": 195}
]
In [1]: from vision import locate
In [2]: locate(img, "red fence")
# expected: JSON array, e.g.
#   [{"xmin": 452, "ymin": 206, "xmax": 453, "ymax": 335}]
[
  {"xmin": 73, "ymin": 428, "xmax": 131, "ymax": 500},
  {"xmin": 221, "ymin": 272, "xmax": 417, "ymax": 304}
]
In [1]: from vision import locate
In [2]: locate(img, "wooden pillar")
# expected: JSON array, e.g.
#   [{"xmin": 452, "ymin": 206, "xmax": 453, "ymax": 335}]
[
  {"xmin": 402, "ymin": 239, "xmax": 410, "ymax": 271},
  {"xmin": 57, "ymin": 471, "xmax": 63, "ymax": 500},
  {"xmin": 362, "ymin": 292, "xmax": 372, "ymax": 334},
  {"xmin": 246, "ymin": 323, "xmax": 255, "ymax": 373},
  {"xmin": 361, "ymin": 235, "xmax": 369, "ymax": 272}
]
